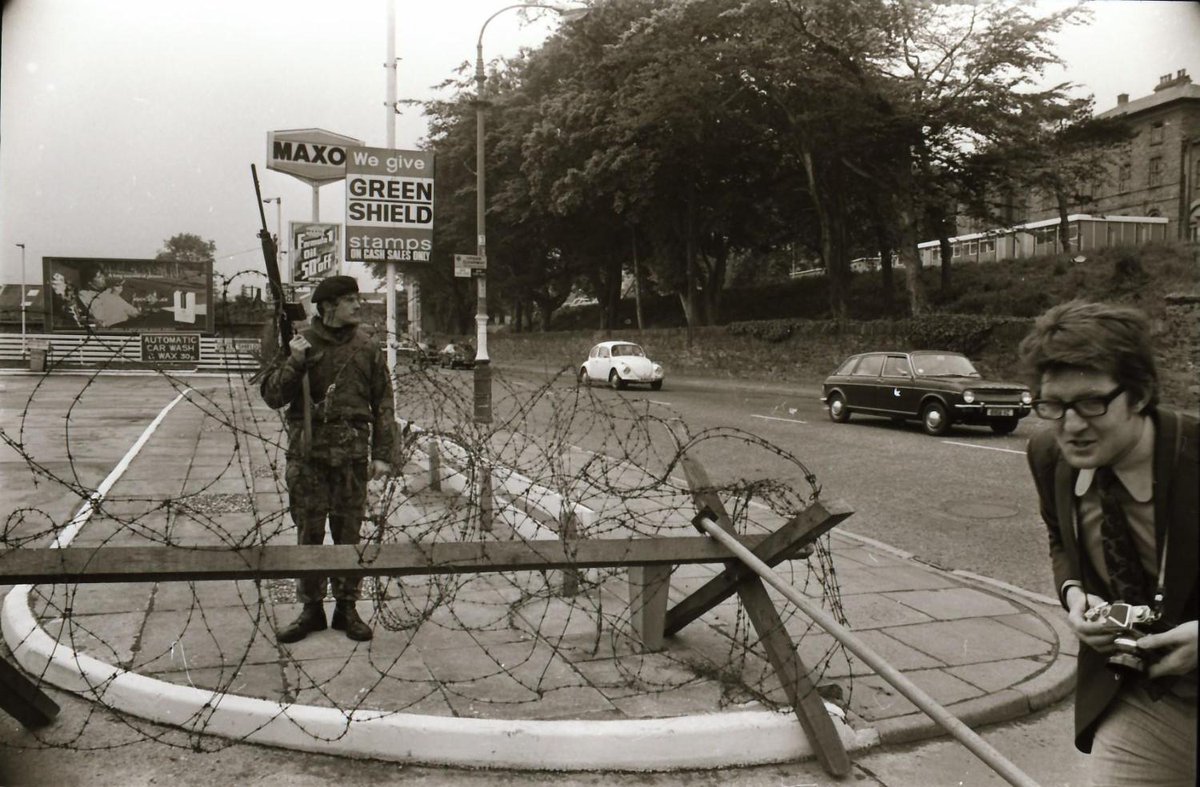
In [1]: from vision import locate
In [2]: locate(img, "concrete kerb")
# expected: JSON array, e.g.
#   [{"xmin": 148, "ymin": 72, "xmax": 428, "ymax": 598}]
[{"xmin": 3, "ymin": 394, "xmax": 876, "ymax": 771}]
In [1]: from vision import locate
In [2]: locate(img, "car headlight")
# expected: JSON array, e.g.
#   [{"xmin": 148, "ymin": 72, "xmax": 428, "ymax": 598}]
[
  {"xmin": 1021, "ymin": 391, "xmax": 1033, "ymax": 405},
  {"xmin": 962, "ymin": 390, "xmax": 975, "ymax": 404},
  {"xmin": 653, "ymin": 364, "xmax": 663, "ymax": 377},
  {"xmin": 620, "ymin": 364, "xmax": 631, "ymax": 375}
]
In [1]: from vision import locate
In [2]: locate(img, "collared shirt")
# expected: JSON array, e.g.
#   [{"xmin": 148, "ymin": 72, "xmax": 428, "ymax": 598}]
[{"xmin": 1071, "ymin": 416, "xmax": 1158, "ymax": 601}]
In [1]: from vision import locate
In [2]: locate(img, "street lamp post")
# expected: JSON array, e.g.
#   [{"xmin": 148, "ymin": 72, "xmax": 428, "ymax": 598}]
[
  {"xmin": 473, "ymin": 3, "xmax": 584, "ymax": 424},
  {"xmin": 15, "ymin": 243, "xmax": 27, "ymax": 357}
]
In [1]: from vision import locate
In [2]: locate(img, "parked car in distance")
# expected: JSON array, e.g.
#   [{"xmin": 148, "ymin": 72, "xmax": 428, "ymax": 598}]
[
  {"xmin": 821, "ymin": 350, "xmax": 1033, "ymax": 435},
  {"xmin": 393, "ymin": 338, "xmax": 435, "ymax": 367},
  {"xmin": 578, "ymin": 340, "xmax": 664, "ymax": 390},
  {"xmin": 438, "ymin": 342, "xmax": 476, "ymax": 369}
]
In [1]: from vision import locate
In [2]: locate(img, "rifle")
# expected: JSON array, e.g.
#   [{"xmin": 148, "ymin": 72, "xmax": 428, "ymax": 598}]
[{"xmin": 251, "ymin": 163, "xmax": 312, "ymax": 454}]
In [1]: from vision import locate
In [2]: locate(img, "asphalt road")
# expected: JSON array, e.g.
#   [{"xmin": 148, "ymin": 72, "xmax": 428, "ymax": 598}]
[{"xmin": 489, "ymin": 366, "xmax": 1056, "ymax": 599}]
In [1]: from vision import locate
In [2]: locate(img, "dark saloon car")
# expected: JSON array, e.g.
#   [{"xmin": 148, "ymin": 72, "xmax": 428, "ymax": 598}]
[
  {"xmin": 820, "ymin": 351, "xmax": 1032, "ymax": 436},
  {"xmin": 438, "ymin": 342, "xmax": 476, "ymax": 369},
  {"xmin": 394, "ymin": 339, "xmax": 435, "ymax": 367}
]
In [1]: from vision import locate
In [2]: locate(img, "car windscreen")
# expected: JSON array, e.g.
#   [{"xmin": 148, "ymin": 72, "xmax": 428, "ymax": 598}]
[
  {"xmin": 611, "ymin": 344, "xmax": 645, "ymax": 357},
  {"xmin": 911, "ymin": 353, "xmax": 980, "ymax": 377}
]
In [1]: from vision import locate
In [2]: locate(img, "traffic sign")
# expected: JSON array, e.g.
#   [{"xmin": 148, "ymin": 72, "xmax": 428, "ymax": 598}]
[{"xmin": 453, "ymin": 254, "xmax": 486, "ymax": 278}]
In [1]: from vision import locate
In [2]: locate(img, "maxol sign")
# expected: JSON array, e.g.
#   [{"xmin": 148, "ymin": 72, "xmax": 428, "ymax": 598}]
[{"xmin": 266, "ymin": 128, "xmax": 363, "ymax": 185}]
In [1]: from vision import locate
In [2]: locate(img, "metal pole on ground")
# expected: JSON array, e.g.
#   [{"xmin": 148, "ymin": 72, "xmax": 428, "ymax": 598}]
[{"xmin": 692, "ymin": 512, "xmax": 1043, "ymax": 787}]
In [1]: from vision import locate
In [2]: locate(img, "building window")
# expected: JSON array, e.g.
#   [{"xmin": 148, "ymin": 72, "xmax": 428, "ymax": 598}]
[
  {"xmin": 1118, "ymin": 162, "xmax": 1132, "ymax": 193},
  {"xmin": 980, "ymin": 239, "xmax": 996, "ymax": 254},
  {"xmin": 1149, "ymin": 121, "xmax": 1164, "ymax": 145},
  {"xmin": 1033, "ymin": 226, "xmax": 1058, "ymax": 245},
  {"xmin": 1149, "ymin": 157, "xmax": 1164, "ymax": 187}
]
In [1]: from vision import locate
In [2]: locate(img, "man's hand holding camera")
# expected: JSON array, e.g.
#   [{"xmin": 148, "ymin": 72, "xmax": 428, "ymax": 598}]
[
  {"xmin": 1137, "ymin": 620, "xmax": 1198, "ymax": 679},
  {"xmin": 1066, "ymin": 587, "xmax": 1122, "ymax": 654}
]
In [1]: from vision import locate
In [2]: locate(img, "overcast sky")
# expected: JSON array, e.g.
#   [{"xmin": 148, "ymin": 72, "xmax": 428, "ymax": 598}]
[{"xmin": 2, "ymin": 0, "xmax": 1198, "ymax": 291}]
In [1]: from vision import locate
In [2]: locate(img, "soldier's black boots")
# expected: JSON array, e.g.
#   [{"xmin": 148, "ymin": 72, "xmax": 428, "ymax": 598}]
[
  {"xmin": 331, "ymin": 601, "xmax": 373, "ymax": 641},
  {"xmin": 276, "ymin": 602, "xmax": 327, "ymax": 644}
]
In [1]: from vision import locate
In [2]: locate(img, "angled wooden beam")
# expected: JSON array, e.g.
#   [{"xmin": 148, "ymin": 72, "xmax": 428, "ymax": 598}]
[
  {"xmin": 0, "ymin": 656, "xmax": 59, "ymax": 728},
  {"xmin": 674, "ymin": 452, "xmax": 851, "ymax": 777},
  {"xmin": 664, "ymin": 454, "xmax": 852, "ymax": 636}
]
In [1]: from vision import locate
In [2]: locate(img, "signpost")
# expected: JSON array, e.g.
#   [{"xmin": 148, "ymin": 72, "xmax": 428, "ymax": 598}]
[
  {"xmin": 344, "ymin": 146, "xmax": 434, "ymax": 265},
  {"xmin": 453, "ymin": 253, "xmax": 486, "ymax": 278}
]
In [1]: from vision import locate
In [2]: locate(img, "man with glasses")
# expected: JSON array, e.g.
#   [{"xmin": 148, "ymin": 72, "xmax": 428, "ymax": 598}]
[
  {"xmin": 261, "ymin": 275, "xmax": 394, "ymax": 644},
  {"xmin": 1020, "ymin": 300, "xmax": 1196, "ymax": 785}
]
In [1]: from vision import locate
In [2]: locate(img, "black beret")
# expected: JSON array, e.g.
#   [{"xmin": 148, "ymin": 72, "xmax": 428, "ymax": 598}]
[{"xmin": 311, "ymin": 275, "xmax": 359, "ymax": 304}]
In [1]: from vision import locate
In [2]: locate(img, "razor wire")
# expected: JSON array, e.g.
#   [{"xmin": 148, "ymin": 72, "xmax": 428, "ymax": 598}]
[{"xmin": 0, "ymin": 320, "xmax": 855, "ymax": 755}]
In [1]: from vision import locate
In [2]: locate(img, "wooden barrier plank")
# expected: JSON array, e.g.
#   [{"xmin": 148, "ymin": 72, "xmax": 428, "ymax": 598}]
[{"xmin": 0, "ymin": 535, "xmax": 773, "ymax": 584}]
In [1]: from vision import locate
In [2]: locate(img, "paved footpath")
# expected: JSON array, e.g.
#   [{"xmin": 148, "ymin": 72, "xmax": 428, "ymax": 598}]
[{"xmin": 0, "ymin": 371, "xmax": 1077, "ymax": 782}]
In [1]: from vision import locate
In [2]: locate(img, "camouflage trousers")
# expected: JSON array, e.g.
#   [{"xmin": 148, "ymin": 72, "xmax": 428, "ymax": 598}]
[{"xmin": 285, "ymin": 458, "xmax": 369, "ymax": 603}]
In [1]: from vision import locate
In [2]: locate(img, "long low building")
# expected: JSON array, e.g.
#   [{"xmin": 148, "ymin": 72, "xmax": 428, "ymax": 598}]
[{"xmin": 918, "ymin": 213, "xmax": 1169, "ymax": 268}]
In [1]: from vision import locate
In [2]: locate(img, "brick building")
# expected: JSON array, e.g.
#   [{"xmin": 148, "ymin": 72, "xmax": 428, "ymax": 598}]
[{"xmin": 1026, "ymin": 68, "xmax": 1200, "ymax": 241}]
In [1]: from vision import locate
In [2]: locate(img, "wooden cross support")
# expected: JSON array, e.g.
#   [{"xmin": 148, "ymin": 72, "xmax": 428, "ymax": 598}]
[
  {"xmin": 666, "ymin": 453, "xmax": 853, "ymax": 777},
  {"xmin": 0, "ymin": 655, "xmax": 59, "ymax": 729}
]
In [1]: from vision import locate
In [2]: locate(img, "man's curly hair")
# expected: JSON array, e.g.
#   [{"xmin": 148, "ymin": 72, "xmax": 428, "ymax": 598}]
[{"xmin": 1017, "ymin": 300, "xmax": 1158, "ymax": 412}]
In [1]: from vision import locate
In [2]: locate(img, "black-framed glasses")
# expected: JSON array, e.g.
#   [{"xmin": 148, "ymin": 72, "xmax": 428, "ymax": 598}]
[{"xmin": 1032, "ymin": 386, "xmax": 1126, "ymax": 420}]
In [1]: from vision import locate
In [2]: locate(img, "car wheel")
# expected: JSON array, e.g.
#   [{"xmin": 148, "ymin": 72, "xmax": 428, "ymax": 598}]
[
  {"xmin": 578, "ymin": 367, "xmax": 589, "ymax": 387},
  {"xmin": 608, "ymin": 371, "xmax": 625, "ymax": 390},
  {"xmin": 827, "ymin": 393, "xmax": 850, "ymax": 423},
  {"xmin": 921, "ymin": 401, "xmax": 951, "ymax": 436},
  {"xmin": 990, "ymin": 417, "xmax": 1019, "ymax": 435},
  {"xmin": 650, "ymin": 380, "xmax": 663, "ymax": 391}
]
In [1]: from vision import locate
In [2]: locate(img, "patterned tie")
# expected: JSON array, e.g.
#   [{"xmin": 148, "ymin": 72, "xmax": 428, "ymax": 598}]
[{"xmin": 1094, "ymin": 466, "xmax": 1149, "ymax": 605}]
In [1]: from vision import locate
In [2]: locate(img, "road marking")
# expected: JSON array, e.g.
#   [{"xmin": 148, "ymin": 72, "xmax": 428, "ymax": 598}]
[
  {"xmin": 941, "ymin": 440, "xmax": 1026, "ymax": 455},
  {"xmin": 751, "ymin": 414, "xmax": 808, "ymax": 425},
  {"xmin": 648, "ymin": 400, "xmax": 671, "ymax": 406}
]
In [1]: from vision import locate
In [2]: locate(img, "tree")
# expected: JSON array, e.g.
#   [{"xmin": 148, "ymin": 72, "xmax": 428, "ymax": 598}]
[{"xmin": 156, "ymin": 233, "xmax": 215, "ymax": 263}]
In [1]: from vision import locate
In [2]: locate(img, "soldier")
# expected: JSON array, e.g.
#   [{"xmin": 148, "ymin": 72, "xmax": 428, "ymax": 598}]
[{"xmin": 260, "ymin": 275, "xmax": 395, "ymax": 643}]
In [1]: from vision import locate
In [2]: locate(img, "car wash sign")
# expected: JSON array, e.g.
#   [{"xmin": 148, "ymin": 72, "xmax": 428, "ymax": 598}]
[
  {"xmin": 266, "ymin": 128, "xmax": 363, "ymax": 185},
  {"xmin": 345, "ymin": 146, "xmax": 434, "ymax": 264}
]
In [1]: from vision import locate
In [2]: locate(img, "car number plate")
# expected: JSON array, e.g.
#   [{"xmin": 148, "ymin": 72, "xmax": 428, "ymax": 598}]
[{"xmin": 987, "ymin": 408, "xmax": 1015, "ymax": 417}]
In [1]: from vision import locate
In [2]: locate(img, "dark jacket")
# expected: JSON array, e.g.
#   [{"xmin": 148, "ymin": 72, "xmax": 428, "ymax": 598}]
[
  {"xmin": 260, "ymin": 319, "xmax": 395, "ymax": 465},
  {"xmin": 1026, "ymin": 407, "xmax": 1198, "ymax": 752}
]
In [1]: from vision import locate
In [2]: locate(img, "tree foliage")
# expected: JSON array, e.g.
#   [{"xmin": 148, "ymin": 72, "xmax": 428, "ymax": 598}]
[
  {"xmin": 412, "ymin": 0, "xmax": 1093, "ymax": 330},
  {"xmin": 156, "ymin": 233, "xmax": 216, "ymax": 263}
]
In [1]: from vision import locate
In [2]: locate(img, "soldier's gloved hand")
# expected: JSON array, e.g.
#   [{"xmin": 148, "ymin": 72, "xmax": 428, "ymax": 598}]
[
  {"xmin": 288, "ymin": 335, "xmax": 311, "ymax": 365},
  {"xmin": 371, "ymin": 460, "xmax": 392, "ymax": 479}
]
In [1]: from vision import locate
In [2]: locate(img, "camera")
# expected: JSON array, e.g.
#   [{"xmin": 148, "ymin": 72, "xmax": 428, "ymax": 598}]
[{"xmin": 1084, "ymin": 602, "xmax": 1160, "ymax": 676}]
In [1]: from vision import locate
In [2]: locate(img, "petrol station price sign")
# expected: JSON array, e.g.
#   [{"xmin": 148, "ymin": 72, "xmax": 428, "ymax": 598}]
[{"xmin": 344, "ymin": 146, "xmax": 434, "ymax": 264}]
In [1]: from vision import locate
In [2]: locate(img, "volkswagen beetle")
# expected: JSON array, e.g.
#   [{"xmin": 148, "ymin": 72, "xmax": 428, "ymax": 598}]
[{"xmin": 578, "ymin": 341, "xmax": 664, "ymax": 390}]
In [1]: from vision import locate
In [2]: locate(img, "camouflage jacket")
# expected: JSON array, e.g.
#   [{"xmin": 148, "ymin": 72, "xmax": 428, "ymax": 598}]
[{"xmin": 260, "ymin": 319, "xmax": 395, "ymax": 465}]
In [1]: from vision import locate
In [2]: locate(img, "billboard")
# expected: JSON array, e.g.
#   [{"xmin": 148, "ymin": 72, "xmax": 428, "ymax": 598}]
[
  {"xmin": 290, "ymin": 222, "xmax": 341, "ymax": 282},
  {"xmin": 44, "ymin": 257, "xmax": 214, "ymax": 334},
  {"xmin": 345, "ymin": 146, "xmax": 434, "ymax": 264}
]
